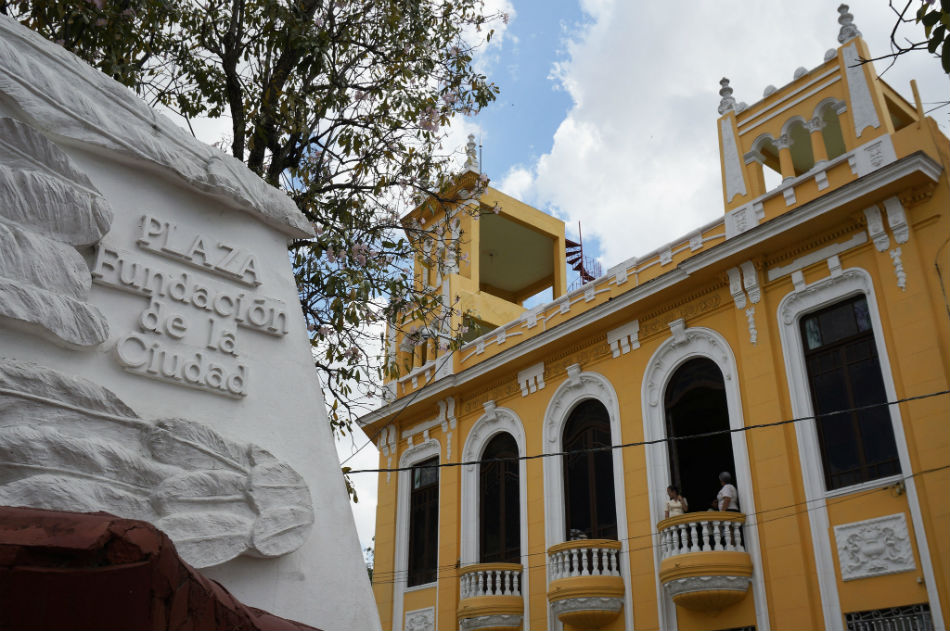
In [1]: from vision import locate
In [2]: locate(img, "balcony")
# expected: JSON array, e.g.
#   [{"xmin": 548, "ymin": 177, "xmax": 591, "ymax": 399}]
[
  {"xmin": 547, "ymin": 540, "xmax": 624, "ymax": 628},
  {"xmin": 657, "ymin": 513, "xmax": 753, "ymax": 612},
  {"xmin": 457, "ymin": 563, "xmax": 524, "ymax": 631}
]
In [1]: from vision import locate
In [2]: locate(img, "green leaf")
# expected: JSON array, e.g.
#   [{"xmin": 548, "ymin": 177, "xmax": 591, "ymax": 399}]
[{"xmin": 930, "ymin": 26, "xmax": 946, "ymax": 53}]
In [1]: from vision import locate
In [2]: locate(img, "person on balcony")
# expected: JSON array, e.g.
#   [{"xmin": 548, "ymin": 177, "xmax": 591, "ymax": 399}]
[
  {"xmin": 715, "ymin": 471, "xmax": 739, "ymax": 512},
  {"xmin": 664, "ymin": 485, "xmax": 688, "ymax": 518}
]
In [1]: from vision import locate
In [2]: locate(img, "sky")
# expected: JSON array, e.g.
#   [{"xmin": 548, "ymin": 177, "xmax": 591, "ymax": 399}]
[{"xmin": 336, "ymin": 0, "xmax": 950, "ymax": 558}]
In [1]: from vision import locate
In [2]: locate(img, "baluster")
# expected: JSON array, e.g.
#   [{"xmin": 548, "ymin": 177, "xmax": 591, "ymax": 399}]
[
  {"xmin": 571, "ymin": 549, "xmax": 579, "ymax": 577},
  {"xmin": 701, "ymin": 521, "xmax": 710, "ymax": 551},
  {"xmin": 580, "ymin": 547, "xmax": 589, "ymax": 576},
  {"xmin": 460, "ymin": 574, "xmax": 467, "ymax": 599},
  {"xmin": 593, "ymin": 548, "xmax": 602, "ymax": 575},
  {"xmin": 712, "ymin": 521, "xmax": 724, "ymax": 551},
  {"xmin": 477, "ymin": 570, "xmax": 485, "ymax": 597},
  {"xmin": 725, "ymin": 520, "xmax": 736, "ymax": 550},
  {"xmin": 609, "ymin": 549, "xmax": 618, "ymax": 575},
  {"xmin": 515, "ymin": 570, "xmax": 521, "ymax": 595},
  {"xmin": 689, "ymin": 522, "xmax": 700, "ymax": 552},
  {"xmin": 734, "ymin": 522, "xmax": 745, "ymax": 552},
  {"xmin": 674, "ymin": 525, "xmax": 683, "ymax": 555}
]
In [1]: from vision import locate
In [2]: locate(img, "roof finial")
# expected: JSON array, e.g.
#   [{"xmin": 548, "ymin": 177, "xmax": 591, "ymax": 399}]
[
  {"xmin": 464, "ymin": 133, "xmax": 479, "ymax": 172},
  {"xmin": 837, "ymin": 4, "xmax": 861, "ymax": 44},
  {"xmin": 718, "ymin": 78, "xmax": 736, "ymax": 115}
]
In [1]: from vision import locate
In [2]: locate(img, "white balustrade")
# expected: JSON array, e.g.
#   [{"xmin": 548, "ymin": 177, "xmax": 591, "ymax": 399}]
[
  {"xmin": 547, "ymin": 542, "xmax": 622, "ymax": 582},
  {"xmin": 459, "ymin": 565, "xmax": 523, "ymax": 600},
  {"xmin": 658, "ymin": 515, "xmax": 747, "ymax": 560}
]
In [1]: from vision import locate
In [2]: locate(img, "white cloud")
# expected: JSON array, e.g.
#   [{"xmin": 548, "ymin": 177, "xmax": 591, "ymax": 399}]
[{"xmin": 509, "ymin": 1, "xmax": 949, "ymax": 267}]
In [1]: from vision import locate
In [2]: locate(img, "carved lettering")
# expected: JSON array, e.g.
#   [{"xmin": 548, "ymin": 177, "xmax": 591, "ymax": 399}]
[
  {"xmin": 93, "ymin": 216, "xmax": 290, "ymax": 400},
  {"xmin": 137, "ymin": 214, "xmax": 263, "ymax": 287}
]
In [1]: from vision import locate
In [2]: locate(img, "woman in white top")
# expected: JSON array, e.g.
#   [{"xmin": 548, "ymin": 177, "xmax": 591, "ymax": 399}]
[
  {"xmin": 664, "ymin": 485, "xmax": 688, "ymax": 518},
  {"xmin": 716, "ymin": 471, "xmax": 739, "ymax": 511}
]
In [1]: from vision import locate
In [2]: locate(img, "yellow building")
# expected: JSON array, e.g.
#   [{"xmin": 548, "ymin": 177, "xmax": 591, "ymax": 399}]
[{"xmin": 360, "ymin": 7, "xmax": 949, "ymax": 630}]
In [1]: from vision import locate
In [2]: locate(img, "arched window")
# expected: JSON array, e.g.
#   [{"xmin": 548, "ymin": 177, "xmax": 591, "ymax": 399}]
[
  {"xmin": 563, "ymin": 399, "xmax": 617, "ymax": 540},
  {"xmin": 786, "ymin": 119, "xmax": 815, "ymax": 176},
  {"xmin": 408, "ymin": 456, "xmax": 439, "ymax": 586},
  {"xmin": 818, "ymin": 103, "xmax": 847, "ymax": 160},
  {"xmin": 800, "ymin": 295, "xmax": 899, "ymax": 489},
  {"xmin": 664, "ymin": 358, "xmax": 736, "ymax": 512},
  {"xmin": 479, "ymin": 432, "xmax": 520, "ymax": 563}
]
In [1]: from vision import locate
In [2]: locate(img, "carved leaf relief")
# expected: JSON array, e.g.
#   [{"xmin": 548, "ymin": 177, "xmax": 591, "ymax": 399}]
[
  {"xmin": 0, "ymin": 359, "xmax": 314, "ymax": 568},
  {"xmin": 0, "ymin": 117, "xmax": 110, "ymax": 347}
]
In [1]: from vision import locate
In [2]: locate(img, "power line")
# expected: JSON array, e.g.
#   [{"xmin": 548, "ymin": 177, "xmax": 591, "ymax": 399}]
[
  {"xmin": 348, "ymin": 388, "xmax": 950, "ymax": 474},
  {"xmin": 367, "ymin": 462, "xmax": 950, "ymax": 585}
]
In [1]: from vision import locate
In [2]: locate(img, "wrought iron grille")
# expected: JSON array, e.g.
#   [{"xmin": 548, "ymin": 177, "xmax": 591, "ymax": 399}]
[{"xmin": 845, "ymin": 603, "xmax": 933, "ymax": 631}]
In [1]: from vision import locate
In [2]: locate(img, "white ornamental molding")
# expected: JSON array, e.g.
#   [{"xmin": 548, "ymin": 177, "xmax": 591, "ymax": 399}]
[
  {"xmin": 404, "ymin": 607, "xmax": 435, "ymax": 631},
  {"xmin": 645, "ymin": 326, "xmax": 734, "ymax": 408},
  {"xmin": 727, "ymin": 267, "xmax": 747, "ymax": 309},
  {"xmin": 727, "ymin": 262, "xmax": 760, "ymax": 344},
  {"xmin": 460, "ymin": 614, "xmax": 522, "ymax": 631},
  {"xmin": 780, "ymin": 268, "xmax": 867, "ymax": 325},
  {"xmin": 863, "ymin": 205, "xmax": 890, "ymax": 252},
  {"xmin": 841, "ymin": 42, "xmax": 880, "ymax": 138},
  {"xmin": 664, "ymin": 575, "xmax": 752, "ymax": 598},
  {"xmin": 517, "ymin": 362, "xmax": 545, "ymax": 397},
  {"xmin": 849, "ymin": 136, "xmax": 897, "ymax": 178},
  {"xmin": 834, "ymin": 513, "xmax": 916, "ymax": 581},
  {"xmin": 724, "ymin": 201, "xmax": 765, "ymax": 239},
  {"xmin": 550, "ymin": 597, "xmax": 623, "ymax": 617},
  {"xmin": 606, "ymin": 319, "xmax": 640, "ymax": 357},
  {"xmin": 720, "ymin": 117, "xmax": 748, "ymax": 202},
  {"xmin": 746, "ymin": 306, "xmax": 758, "ymax": 345},
  {"xmin": 0, "ymin": 359, "xmax": 314, "ymax": 569},
  {"xmin": 890, "ymin": 248, "xmax": 907, "ymax": 291},
  {"xmin": 883, "ymin": 196, "xmax": 910, "ymax": 244}
]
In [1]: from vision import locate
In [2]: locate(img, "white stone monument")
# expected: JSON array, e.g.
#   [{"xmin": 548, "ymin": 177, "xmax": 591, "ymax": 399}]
[{"xmin": 0, "ymin": 16, "xmax": 380, "ymax": 630}]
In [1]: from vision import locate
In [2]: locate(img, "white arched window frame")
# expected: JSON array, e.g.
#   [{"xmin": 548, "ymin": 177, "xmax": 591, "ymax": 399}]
[
  {"xmin": 541, "ymin": 365, "xmax": 634, "ymax": 631},
  {"xmin": 459, "ymin": 405, "xmax": 530, "ymax": 625},
  {"xmin": 777, "ymin": 266, "xmax": 944, "ymax": 631},
  {"xmin": 391, "ymin": 438, "xmax": 441, "ymax": 631},
  {"xmin": 640, "ymin": 325, "xmax": 770, "ymax": 631}
]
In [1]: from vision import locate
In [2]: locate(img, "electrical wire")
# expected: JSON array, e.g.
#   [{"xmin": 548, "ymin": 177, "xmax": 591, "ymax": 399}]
[
  {"xmin": 348, "ymin": 388, "xmax": 950, "ymax": 475},
  {"xmin": 367, "ymin": 462, "xmax": 950, "ymax": 585}
]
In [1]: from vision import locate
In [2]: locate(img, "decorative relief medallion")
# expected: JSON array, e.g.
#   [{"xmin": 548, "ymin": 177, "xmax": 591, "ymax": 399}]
[
  {"xmin": 834, "ymin": 513, "xmax": 915, "ymax": 581},
  {"xmin": 404, "ymin": 606, "xmax": 435, "ymax": 631}
]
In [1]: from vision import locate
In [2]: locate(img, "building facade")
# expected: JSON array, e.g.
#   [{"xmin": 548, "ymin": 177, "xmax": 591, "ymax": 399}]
[{"xmin": 361, "ymin": 9, "xmax": 949, "ymax": 631}]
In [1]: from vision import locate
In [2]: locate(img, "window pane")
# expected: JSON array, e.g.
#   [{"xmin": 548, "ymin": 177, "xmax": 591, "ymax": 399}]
[
  {"xmin": 804, "ymin": 318, "xmax": 822, "ymax": 350},
  {"xmin": 408, "ymin": 457, "xmax": 438, "ymax": 585},
  {"xmin": 801, "ymin": 297, "xmax": 901, "ymax": 491},
  {"xmin": 818, "ymin": 301, "xmax": 858, "ymax": 345},
  {"xmin": 480, "ymin": 433, "xmax": 520, "ymax": 563},
  {"xmin": 853, "ymin": 297, "xmax": 871, "ymax": 332},
  {"xmin": 563, "ymin": 400, "xmax": 616, "ymax": 540}
]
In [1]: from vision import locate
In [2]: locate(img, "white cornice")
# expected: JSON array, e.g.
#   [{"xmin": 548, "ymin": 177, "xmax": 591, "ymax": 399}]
[{"xmin": 357, "ymin": 151, "xmax": 943, "ymax": 428}]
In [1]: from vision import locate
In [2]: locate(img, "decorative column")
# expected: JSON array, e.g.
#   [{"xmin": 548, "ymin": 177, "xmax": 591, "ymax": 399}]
[
  {"xmin": 806, "ymin": 117, "xmax": 829, "ymax": 165},
  {"xmin": 775, "ymin": 134, "xmax": 795, "ymax": 181}
]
